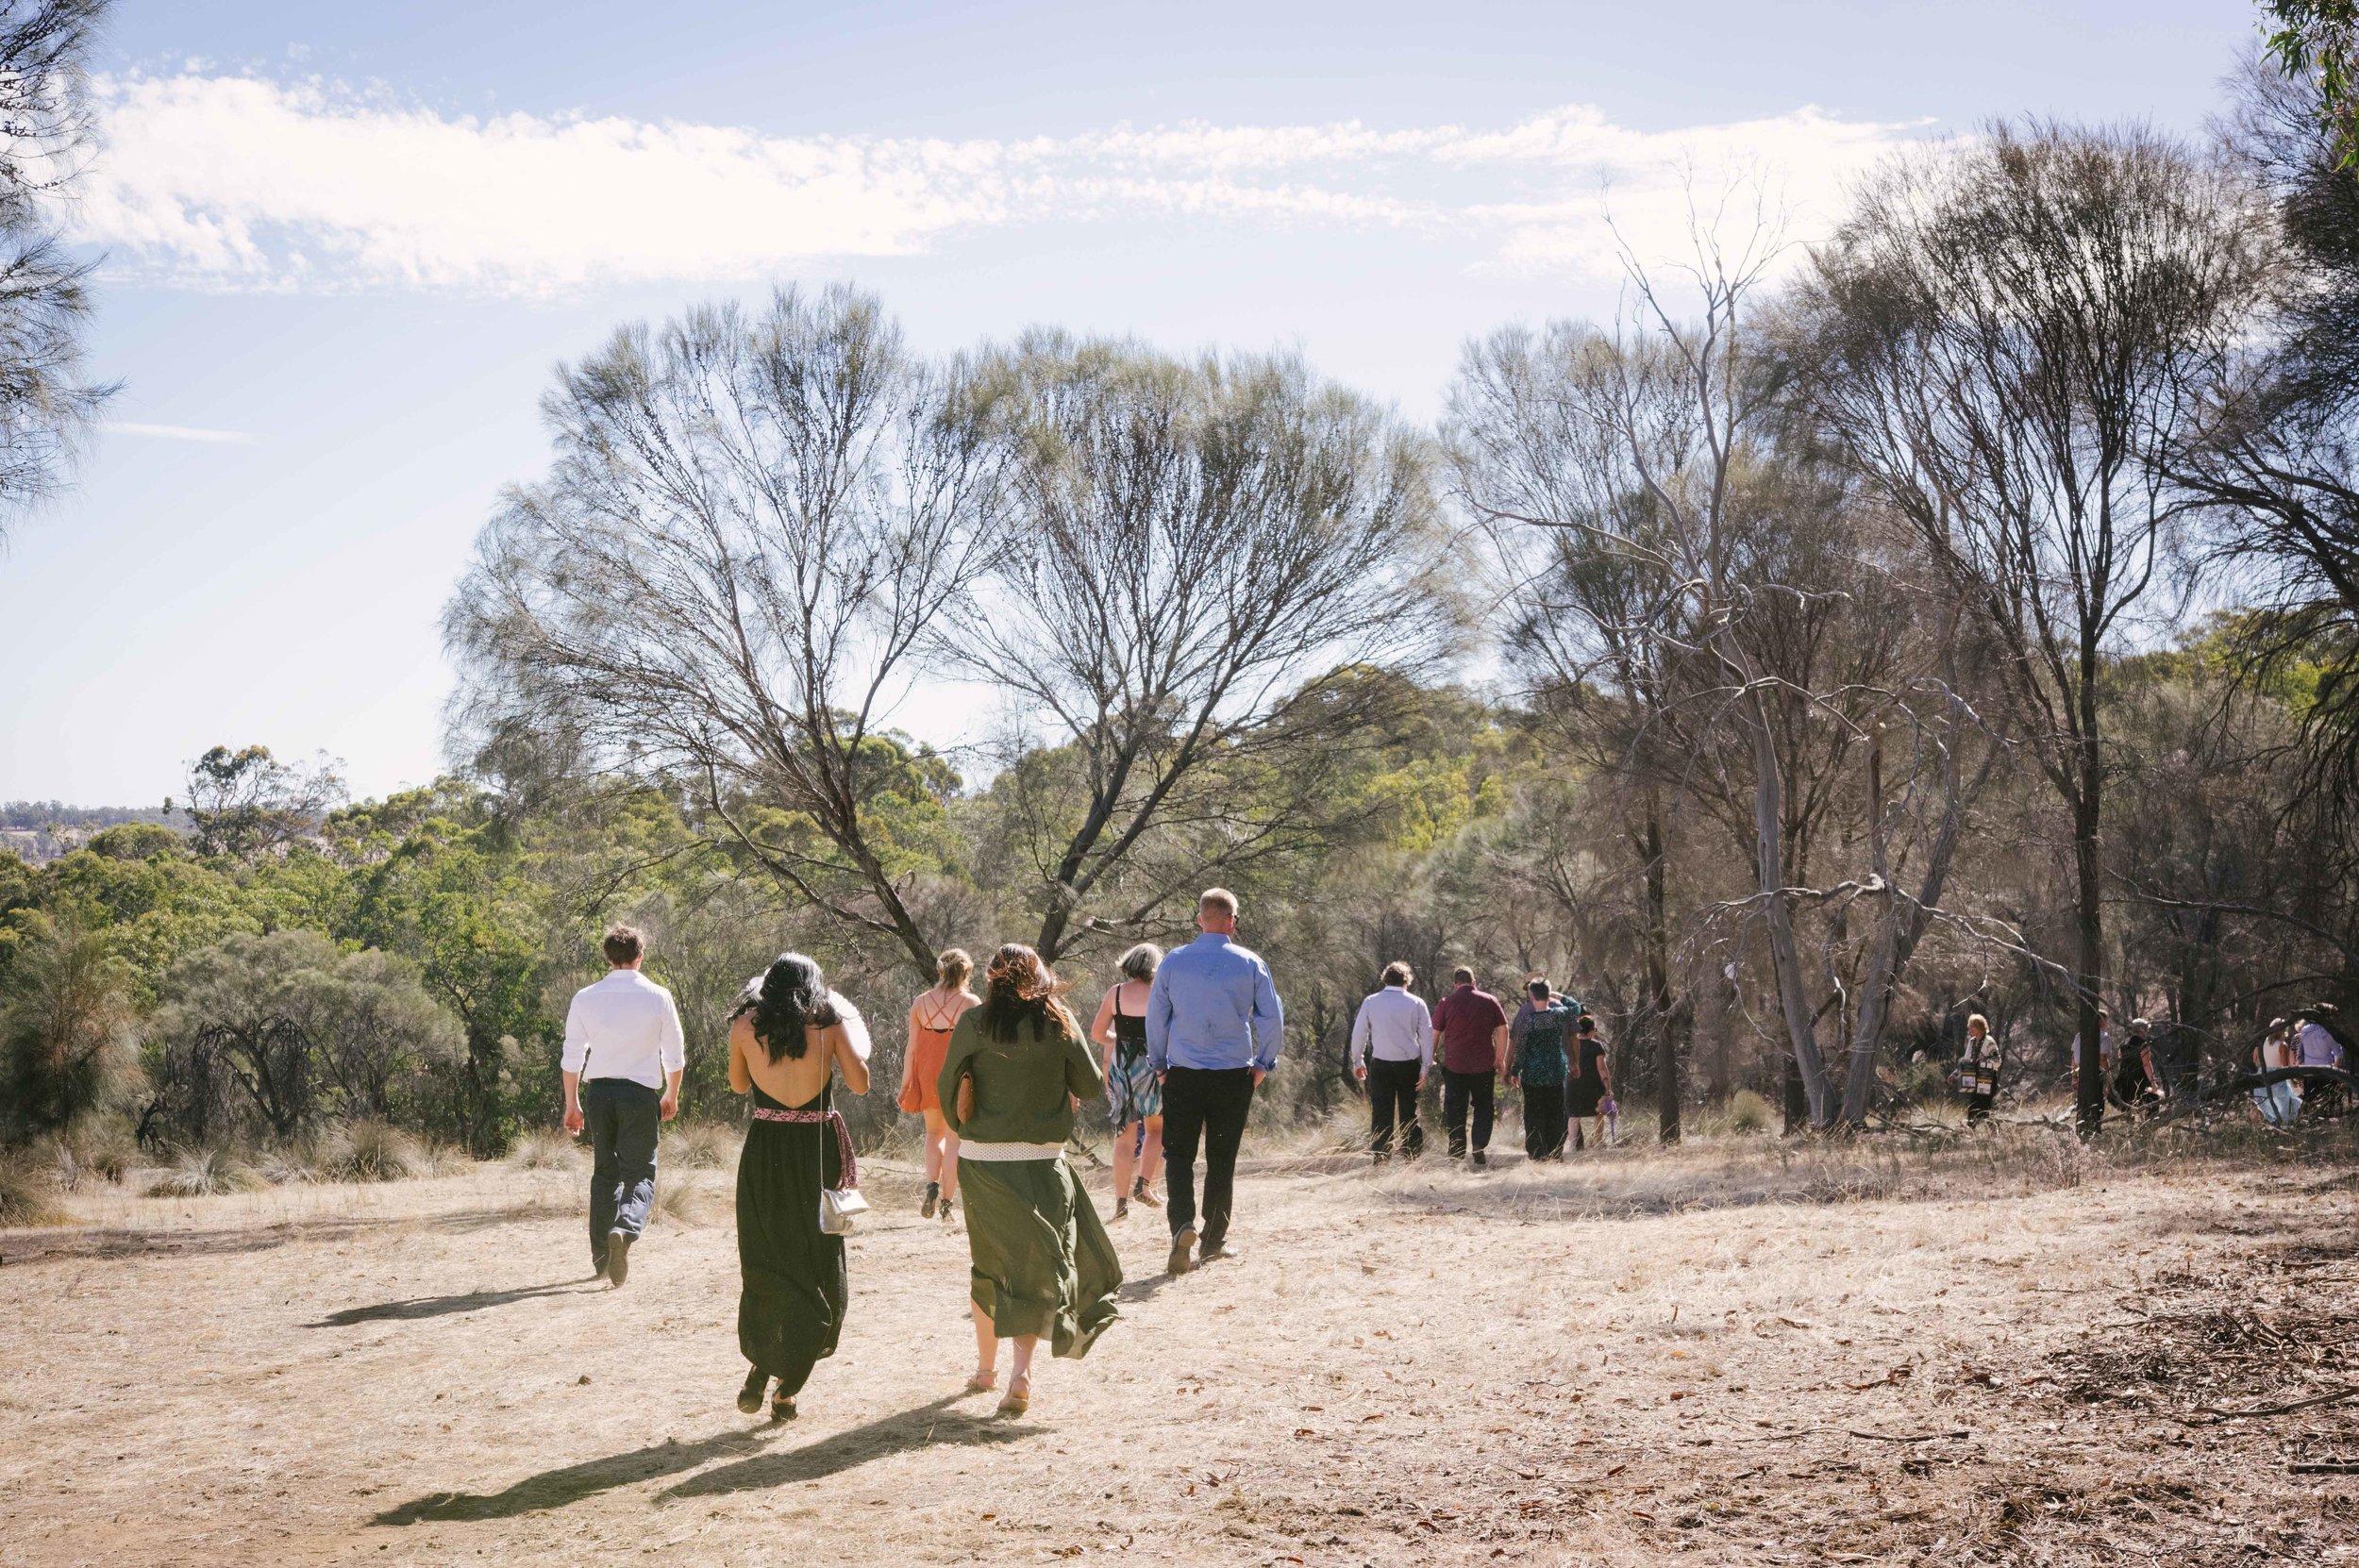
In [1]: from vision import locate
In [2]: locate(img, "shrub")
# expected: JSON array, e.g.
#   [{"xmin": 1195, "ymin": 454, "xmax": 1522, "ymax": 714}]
[
  {"xmin": 313, "ymin": 1120, "xmax": 427, "ymax": 1183},
  {"xmin": 0, "ymin": 920, "xmax": 141, "ymax": 1144},
  {"xmin": 151, "ymin": 1144, "xmax": 265, "ymax": 1197},
  {"xmin": 661, "ymin": 1121, "xmax": 733, "ymax": 1170},
  {"xmin": 0, "ymin": 1155, "xmax": 65, "ymax": 1225},
  {"xmin": 1725, "ymin": 1090, "xmax": 1773, "ymax": 1134}
]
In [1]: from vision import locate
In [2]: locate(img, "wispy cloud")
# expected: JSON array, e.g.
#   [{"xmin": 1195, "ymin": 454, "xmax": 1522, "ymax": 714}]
[
  {"xmin": 105, "ymin": 420, "xmax": 258, "ymax": 444},
  {"xmin": 72, "ymin": 73, "xmax": 1934, "ymax": 297}
]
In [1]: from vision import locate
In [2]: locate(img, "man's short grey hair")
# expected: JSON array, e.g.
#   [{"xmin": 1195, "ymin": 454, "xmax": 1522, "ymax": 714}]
[
  {"xmin": 1119, "ymin": 942, "xmax": 1163, "ymax": 982},
  {"xmin": 1199, "ymin": 887, "xmax": 1238, "ymax": 920}
]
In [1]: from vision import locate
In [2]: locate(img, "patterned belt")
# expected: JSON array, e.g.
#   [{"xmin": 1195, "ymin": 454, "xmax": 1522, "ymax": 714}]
[{"xmin": 749, "ymin": 1106, "xmax": 859, "ymax": 1188}]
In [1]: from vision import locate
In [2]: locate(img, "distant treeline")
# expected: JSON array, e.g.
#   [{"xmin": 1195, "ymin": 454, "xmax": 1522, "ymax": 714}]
[{"xmin": 0, "ymin": 803, "xmax": 185, "ymax": 831}]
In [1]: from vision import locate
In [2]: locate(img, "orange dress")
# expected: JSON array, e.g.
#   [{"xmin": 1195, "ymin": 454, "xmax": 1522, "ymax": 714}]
[{"xmin": 899, "ymin": 1000, "xmax": 962, "ymax": 1112}]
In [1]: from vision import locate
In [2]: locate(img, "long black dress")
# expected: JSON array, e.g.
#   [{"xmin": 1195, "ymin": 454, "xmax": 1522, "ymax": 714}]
[{"xmin": 737, "ymin": 1081, "xmax": 847, "ymax": 1397}]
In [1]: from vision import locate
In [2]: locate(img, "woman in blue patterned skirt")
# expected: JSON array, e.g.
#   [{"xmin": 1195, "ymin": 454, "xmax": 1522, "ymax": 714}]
[{"xmin": 1089, "ymin": 943, "xmax": 1164, "ymax": 1218}]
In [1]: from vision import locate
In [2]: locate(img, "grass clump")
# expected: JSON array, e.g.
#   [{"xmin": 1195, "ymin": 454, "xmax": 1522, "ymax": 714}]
[
  {"xmin": 661, "ymin": 1121, "xmax": 734, "ymax": 1170},
  {"xmin": 508, "ymin": 1128, "xmax": 582, "ymax": 1171},
  {"xmin": 150, "ymin": 1144, "xmax": 265, "ymax": 1197},
  {"xmin": 1724, "ymin": 1089, "xmax": 1773, "ymax": 1134},
  {"xmin": 313, "ymin": 1121, "xmax": 427, "ymax": 1183},
  {"xmin": 650, "ymin": 1176, "xmax": 716, "ymax": 1227},
  {"xmin": 0, "ymin": 1155, "xmax": 67, "ymax": 1225}
]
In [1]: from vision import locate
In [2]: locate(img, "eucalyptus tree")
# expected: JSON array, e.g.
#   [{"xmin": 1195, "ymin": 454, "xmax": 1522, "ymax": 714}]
[
  {"xmin": 0, "ymin": 0, "xmax": 112, "ymax": 537},
  {"xmin": 1786, "ymin": 122, "xmax": 2272, "ymax": 1132},
  {"xmin": 445, "ymin": 285, "xmax": 1012, "ymax": 977},
  {"xmin": 941, "ymin": 333, "xmax": 1451, "ymax": 962}
]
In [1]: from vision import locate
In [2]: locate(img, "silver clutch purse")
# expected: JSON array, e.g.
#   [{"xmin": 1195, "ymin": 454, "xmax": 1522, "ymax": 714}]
[{"xmin": 819, "ymin": 1186, "xmax": 869, "ymax": 1235}]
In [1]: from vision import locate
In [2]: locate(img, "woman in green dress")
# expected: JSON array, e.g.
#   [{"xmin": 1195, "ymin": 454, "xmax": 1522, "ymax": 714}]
[{"xmin": 938, "ymin": 942, "xmax": 1122, "ymax": 1417}]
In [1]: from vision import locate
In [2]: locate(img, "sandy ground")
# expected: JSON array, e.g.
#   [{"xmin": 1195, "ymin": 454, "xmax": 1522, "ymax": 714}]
[{"xmin": 3, "ymin": 1132, "xmax": 2356, "ymax": 1567}]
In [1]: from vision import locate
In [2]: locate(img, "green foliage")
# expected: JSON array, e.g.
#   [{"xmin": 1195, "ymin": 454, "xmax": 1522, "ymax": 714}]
[
  {"xmin": 2263, "ymin": 0, "xmax": 2359, "ymax": 166},
  {"xmin": 85, "ymin": 823, "xmax": 183, "ymax": 861},
  {"xmin": 0, "ymin": 917, "xmax": 139, "ymax": 1144}
]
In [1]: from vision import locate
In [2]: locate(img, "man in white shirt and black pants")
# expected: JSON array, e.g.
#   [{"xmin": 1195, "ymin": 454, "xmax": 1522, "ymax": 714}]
[
  {"xmin": 1349, "ymin": 962, "xmax": 1432, "ymax": 1164},
  {"xmin": 562, "ymin": 925, "xmax": 686, "ymax": 1286}
]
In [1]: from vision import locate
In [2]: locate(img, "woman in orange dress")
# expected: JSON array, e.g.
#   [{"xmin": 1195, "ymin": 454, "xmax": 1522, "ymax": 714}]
[{"xmin": 900, "ymin": 948, "xmax": 979, "ymax": 1222}]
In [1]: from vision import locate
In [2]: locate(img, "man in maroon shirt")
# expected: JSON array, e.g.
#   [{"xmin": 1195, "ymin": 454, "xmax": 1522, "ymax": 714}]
[{"xmin": 1431, "ymin": 966, "xmax": 1510, "ymax": 1166}]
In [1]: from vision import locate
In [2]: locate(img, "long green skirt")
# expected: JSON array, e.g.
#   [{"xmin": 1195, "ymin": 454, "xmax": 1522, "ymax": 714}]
[{"xmin": 958, "ymin": 1156, "xmax": 1122, "ymax": 1358}]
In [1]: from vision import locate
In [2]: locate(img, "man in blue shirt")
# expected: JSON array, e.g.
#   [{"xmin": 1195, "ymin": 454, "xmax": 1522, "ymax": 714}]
[{"xmin": 1146, "ymin": 887, "xmax": 1283, "ymax": 1276}]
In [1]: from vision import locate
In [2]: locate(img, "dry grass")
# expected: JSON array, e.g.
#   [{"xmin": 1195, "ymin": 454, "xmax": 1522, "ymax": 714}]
[
  {"xmin": 147, "ymin": 1143, "xmax": 266, "ymax": 1197},
  {"xmin": 661, "ymin": 1121, "xmax": 735, "ymax": 1171},
  {"xmin": 2, "ymin": 1125, "xmax": 2353, "ymax": 1567},
  {"xmin": 507, "ymin": 1128, "xmax": 583, "ymax": 1172},
  {"xmin": 0, "ymin": 1155, "xmax": 65, "ymax": 1226}
]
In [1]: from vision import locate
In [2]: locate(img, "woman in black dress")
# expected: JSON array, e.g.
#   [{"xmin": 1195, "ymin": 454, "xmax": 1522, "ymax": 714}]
[
  {"xmin": 1565, "ymin": 1014, "xmax": 1614, "ymax": 1152},
  {"xmin": 728, "ymin": 954, "xmax": 872, "ymax": 1420}
]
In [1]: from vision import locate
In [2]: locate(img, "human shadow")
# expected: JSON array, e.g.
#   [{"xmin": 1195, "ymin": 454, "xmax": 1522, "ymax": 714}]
[
  {"xmin": 374, "ymin": 1424, "xmax": 788, "ymax": 1526},
  {"xmin": 1116, "ymin": 1272, "xmax": 1176, "ymax": 1305},
  {"xmin": 662, "ymin": 1393, "xmax": 1025, "ymax": 1499},
  {"xmin": 306, "ymin": 1278, "xmax": 594, "ymax": 1327}
]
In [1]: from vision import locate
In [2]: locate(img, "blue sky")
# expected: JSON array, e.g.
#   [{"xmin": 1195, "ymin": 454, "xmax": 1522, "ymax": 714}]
[{"xmin": 0, "ymin": 0, "xmax": 2262, "ymax": 808}]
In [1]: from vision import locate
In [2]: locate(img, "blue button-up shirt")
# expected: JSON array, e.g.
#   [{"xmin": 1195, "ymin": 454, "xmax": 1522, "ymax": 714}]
[{"xmin": 1146, "ymin": 932, "xmax": 1284, "ymax": 1074}]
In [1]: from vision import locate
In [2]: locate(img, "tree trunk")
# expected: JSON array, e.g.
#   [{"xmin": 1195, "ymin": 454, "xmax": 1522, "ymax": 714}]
[
  {"xmin": 1744, "ymin": 690, "xmax": 1829, "ymax": 1126},
  {"xmin": 2072, "ymin": 762, "xmax": 2107, "ymax": 1140},
  {"xmin": 1640, "ymin": 796, "xmax": 1681, "ymax": 1144}
]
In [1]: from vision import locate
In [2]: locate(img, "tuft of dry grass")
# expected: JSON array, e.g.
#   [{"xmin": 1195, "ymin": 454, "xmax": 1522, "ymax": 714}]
[
  {"xmin": 311, "ymin": 1121, "xmax": 428, "ymax": 1183},
  {"xmin": 660, "ymin": 1121, "xmax": 734, "ymax": 1171},
  {"xmin": 0, "ymin": 1154, "xmax": 67, "ymax": 1226},
  {"xmin": 507, "ymin": 1127, "xmax": 583, "ymax": 1171},
  {"xmin": 148, "ymin": 1144, "xmax": 266, "ymax": 1197},
  {"xmin": 648, "ymin": 1173, "xmax": 718, "ymax": 1227}
]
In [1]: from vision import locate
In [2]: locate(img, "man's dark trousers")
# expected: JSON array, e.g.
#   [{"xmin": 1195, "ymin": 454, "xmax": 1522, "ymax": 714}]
[
  {"xmin": 1442, "ymin": 1068, "xmax": 1495, "ymax": 1159},
  {"xmin": 583, "ymin": 1077, "xmax": 661, "ymax": 1269},
  {"xmin": 1366, "ymin": 1057, "xmax": 1424, "ymax": 1159},
  {"xmin": 1163, "ymin": 1065, "xmax": 1255, "ymax": 1248},
  {"xmin": 1522, "ymin": 1084, "xmax": 1566, "ymax": 1159}
]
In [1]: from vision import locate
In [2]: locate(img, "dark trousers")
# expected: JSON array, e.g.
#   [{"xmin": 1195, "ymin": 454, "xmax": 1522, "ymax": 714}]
[
  {"xmin": 1522, "ymin": 1084, "xmax": 1566, "ymax": 1159},
  {"xmin": 583, "ymin": 1077, "xmax": 661, "ymax": 1267},
  {"xmin": 1443, "ymin": 1068, "xmax": 1495, "ymax": 1159},
  {"xmin": 1163, "ymin": 1066, "xmax": 1255, "ymax": 1248},
  {"xmin": 1366, "ymin": 1057, "xmax": 1425, "ymax": 1159}
]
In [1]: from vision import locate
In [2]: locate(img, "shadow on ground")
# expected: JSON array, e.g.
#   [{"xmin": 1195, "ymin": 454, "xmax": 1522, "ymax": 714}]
[
  {"xmin": 662, "ymin": 1393, "xmax": 1025, "ymax": 1498},
  {"xmin": 372, "ymin": 1394, "xmax": 1021, "ymax": 1524},
  {"xmin": 306, "ymin": 1278, "xmax": 597, "ymax": 1326},
  {"xmin": 0, "ymin": 1202, "xmax": 564, "ymax": 1267}
]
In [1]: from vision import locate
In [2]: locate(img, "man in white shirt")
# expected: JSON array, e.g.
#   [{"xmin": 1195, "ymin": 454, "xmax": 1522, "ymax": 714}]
[
  {"xmin": 1349, "ymin": 962, "xmax": 1432, "ymax": 1164},
  {"xmin": 561, "ymin": 925, "xmax": 686, "ymax": 1286}
]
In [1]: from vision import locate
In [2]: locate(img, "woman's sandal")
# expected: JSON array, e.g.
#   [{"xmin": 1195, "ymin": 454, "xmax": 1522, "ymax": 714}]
[
  {"xmin": 921, "ymin": 1180, "xmax": 940, "ymax": 1219},
  {"xmin": 1114, "ymin": 1196, "xmax": 1129, "ymax": 1220},
  {"xmin": 964, "ymin": 1367, "xmax": 997, "ymax": 1394},
  {"xmin": 736, "ymin": 1368, "xmax": 769, "ymax": 1415},
  {"xmin": 770, "ymin": 1390, "xmax": 797, "ymax": 1422},
  {"xmin": 996, "ymin": 1376, "xmax": 1030, "ymax": 1418},
  {"xmin": 940, "ymin": 1197, "xmax": 956, "ymax": 1225}
]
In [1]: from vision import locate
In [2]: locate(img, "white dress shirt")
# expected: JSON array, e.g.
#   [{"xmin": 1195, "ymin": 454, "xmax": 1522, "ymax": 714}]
[
  {"xmin": 1349, "ymin": 985, "xmax": 1433, "ymax": 1073},
  {"xmin": 562, "ymin": 969, "xmax": 687, "ymax": 1088}
]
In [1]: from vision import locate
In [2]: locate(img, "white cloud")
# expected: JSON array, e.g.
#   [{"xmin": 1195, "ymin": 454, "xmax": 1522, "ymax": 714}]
[
  {"xmin": 105, "ymin": 421, "xmax": 258, "ymax": 444},
  {"xmin": 72, "ymin": 73, "xmax": 1936, "ymax": 296}
]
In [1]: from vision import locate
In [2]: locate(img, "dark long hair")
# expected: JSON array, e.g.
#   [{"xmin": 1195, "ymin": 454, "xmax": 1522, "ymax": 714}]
[
  {"xmin": 978, "ymin": 942, "xmax": 1078, "ymax": 1043},
  {"xmin": 744, "ymin": 953, "xmax": 840, "ymax": 1063}
]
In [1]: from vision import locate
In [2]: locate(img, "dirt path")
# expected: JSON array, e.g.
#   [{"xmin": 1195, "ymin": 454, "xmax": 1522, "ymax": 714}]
[{"xmin": 3, "ymin": 1147, "xmax": 2354, "ymax": 1566}]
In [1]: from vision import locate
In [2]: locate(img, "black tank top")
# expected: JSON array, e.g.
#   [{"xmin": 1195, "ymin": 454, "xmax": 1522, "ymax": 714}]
[{"xmin": 1113, "ymin": 989, "xmax": 1148, "ymax": 1060}]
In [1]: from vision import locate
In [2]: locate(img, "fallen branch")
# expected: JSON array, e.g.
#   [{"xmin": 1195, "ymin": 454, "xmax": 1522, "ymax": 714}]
[
  {"xmin": 2188, "ymin": 1385, "xmax": 2359, "ymax": 1423},
  {"xmin": 2291, "ymin": 1461, "xmax": 2359, "ymax": 1475},
  {"xmin": 1847, "ymin": 1428, "xmax": 1968, "ymax": 1443}
]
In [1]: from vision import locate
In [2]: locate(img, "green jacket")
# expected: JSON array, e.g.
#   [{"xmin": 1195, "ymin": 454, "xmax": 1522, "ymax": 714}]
[{"xmin": 938, "ymin": 1005, "xmax": 1104, "ymax": 1145}]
